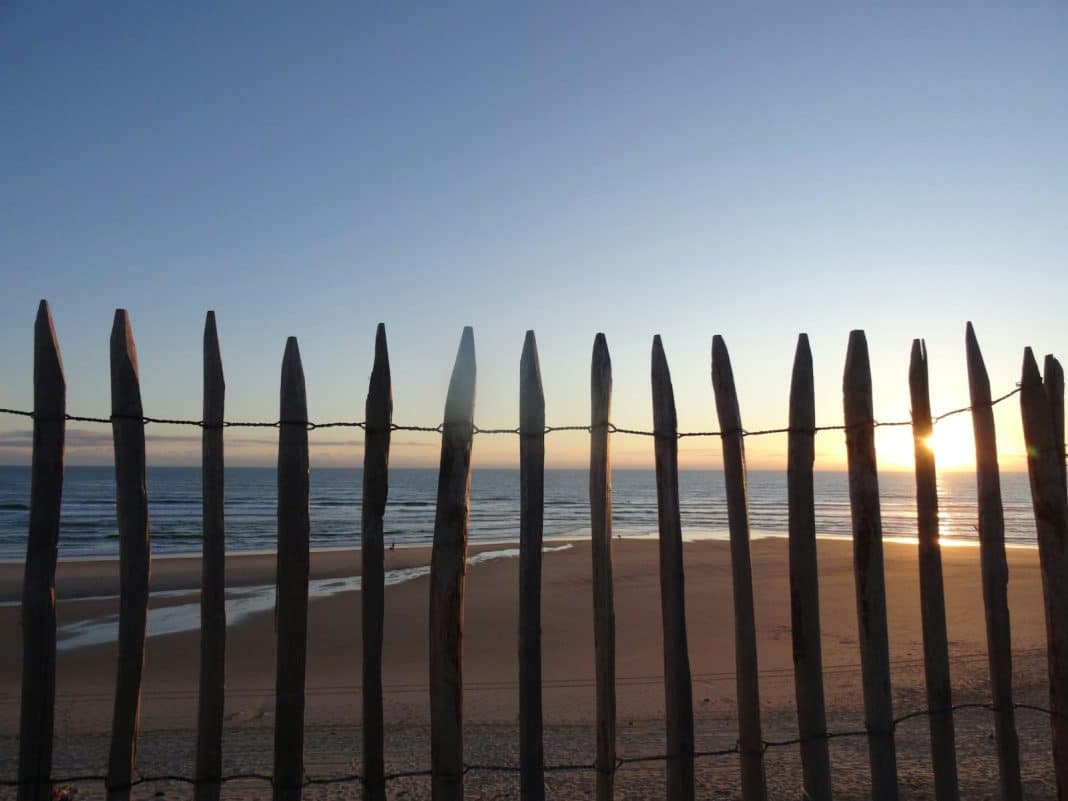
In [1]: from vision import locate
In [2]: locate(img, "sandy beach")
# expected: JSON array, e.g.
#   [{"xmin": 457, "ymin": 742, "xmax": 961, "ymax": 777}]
[{"xmin": 0, "ymin": 537, "xmax": 1059, "ymax": 799}]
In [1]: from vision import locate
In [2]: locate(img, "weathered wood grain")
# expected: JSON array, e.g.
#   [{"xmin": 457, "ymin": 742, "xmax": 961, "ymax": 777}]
[
  {"xmin": 651, "ymin": 336, "xmax": 695, "ymax": 801},
  {"xmin": 842, "ymin": 330, "xmax": 898, "ymax": 801},
  {"xmin": 17, "ymin": 300, "xmax": 65, "ymax": 801},
  {"xmin": 710, "ymin": 335, "xmax": 766, "ymax": 801},
  {"xmin": 107, "ymin": 310, "xmax": 152, "ymax": 801},
  {"xmin": 909, "ymin": 339, "xmax": 958, "ymax": 801},
  {"xmin": 362, "ymin": 324, "xmax": 392, "ymax": 801},
  {"xmin": 965, "ymin": 322, "xmax": 1022, "ymax": 801},
  {"xmin": 1044, "ymin": 355, "xmax": 1066, "ymax": 506},
  {"xmin": 1020, "ymin": 347, "xmax": 1068, "ymax": 799},
  {"xmin": 518, "ymin": 331, "xmax": 546, "ymax": 801},
  {"xmin": 195, "ymin": 312, "xmax": 226, "ymax": 801},
  {"xmin": 590, "ymin": 333, "xmax": 616, "ymax": 801},
  {"xmin": 274, "ymin": 337, "xmax": 310, "ymax": 801},
  {"xmin": 429, "ymin": 327, "xmax": 476, "ymax": 801},
  {"xmin": 786, "ymin": 333, "xmax": 832, "ymax": 801}
]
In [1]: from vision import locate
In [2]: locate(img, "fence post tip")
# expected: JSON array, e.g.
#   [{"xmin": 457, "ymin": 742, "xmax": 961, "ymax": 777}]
[{"xmin": 1021, "ymin": 348, "xmax": 1042, "ymax": 387}]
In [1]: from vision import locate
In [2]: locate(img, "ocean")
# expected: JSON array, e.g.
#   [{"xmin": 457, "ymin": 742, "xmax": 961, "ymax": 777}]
[{"xmin": 0, "ymin": 465, "xmax": 1040, "ymax": 560}]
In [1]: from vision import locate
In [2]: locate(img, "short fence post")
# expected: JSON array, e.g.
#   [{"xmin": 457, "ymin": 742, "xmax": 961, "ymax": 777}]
[
  {"xmin": 195, "ymin": 311, "xmax": 226, "ymax": 801},
  {"xmin": 1020, "ymin": 348, "xmax": 1068, "ymax": 798},
  {"xmin": 651, "ymin": 336, "xmax": 695, "ymax": 801},
  {"xmin": 429, "ymin": 327, "xmax": 476, "ymax": 801},
  {"xmin": 519, "ymin": 331, "xmax": 546, "ymax": 801},
  {"xmin": 107, "ymin": 309, "xmax": 152, "ymax": 801},
  {"xmin": 908, "ymin": 339, "xmax": 959, "ymax": 801},
  {"xmin": 274, "ymin": 337, "xmax": 310, "ymax": 801},
  {"xmin": 965, "ymin": 322, "xmax": 1022, "ymax": 801},
  {"xmin": 842, "ymin": 330, "xmax": 898, "ymax": 801},
  {"xmin": 17, "ymin": 300, "xmax": 65, "ymax": 801},
  {"xmin": 710, "ymin": 335, "xmax": 767, "ymax": 801},
  {"xmin": 589, "ymin": 334, "xmax": 616, "ymax": 801},
  {"xmin": 362, "ymin": 324, "xmax": 392, "ymax": 801}
]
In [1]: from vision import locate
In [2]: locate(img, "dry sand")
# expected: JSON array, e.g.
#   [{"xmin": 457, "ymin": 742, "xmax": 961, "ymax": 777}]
[{"xmin": 0, "ymin": 537, "xmax": 1059, "ymax": 799}]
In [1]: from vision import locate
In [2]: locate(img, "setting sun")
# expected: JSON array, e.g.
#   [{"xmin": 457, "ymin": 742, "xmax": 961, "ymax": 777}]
[
  {"xmin": 872, "ymin": 415, "xmax": 979, "ymax": 472},
  {"xmin": 924, "ymin": 417, "xmax": 977, "ymax": 470}
]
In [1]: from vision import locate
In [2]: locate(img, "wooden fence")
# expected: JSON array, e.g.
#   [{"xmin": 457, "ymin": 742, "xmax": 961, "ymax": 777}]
[{"xmin": 11, "ymin": 299, "xmax": 1068, "ymax": 801}]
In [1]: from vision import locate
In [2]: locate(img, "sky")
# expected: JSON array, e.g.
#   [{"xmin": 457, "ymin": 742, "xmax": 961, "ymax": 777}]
[{"xmin": 2, "ymin": 2, "xmax": 1066, "ymax": 471}]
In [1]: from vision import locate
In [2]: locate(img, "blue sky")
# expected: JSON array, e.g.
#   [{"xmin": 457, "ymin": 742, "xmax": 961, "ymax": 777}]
[{"xmin": 2, "ymin": 3, "xmax": 1066, "ymax": 469}]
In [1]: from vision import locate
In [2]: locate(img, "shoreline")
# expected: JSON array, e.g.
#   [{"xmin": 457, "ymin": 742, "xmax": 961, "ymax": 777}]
[
  {"xmin": 0, "ymin": 535, "xmax": 1057, "ymax": 797},
  {"xmin": 0, "ymin": 537, "xmax": 1052, "ymax": 713},
  {"xmin": 0, "ymin": 527, "xmax": 1040, "ymax": 570}
]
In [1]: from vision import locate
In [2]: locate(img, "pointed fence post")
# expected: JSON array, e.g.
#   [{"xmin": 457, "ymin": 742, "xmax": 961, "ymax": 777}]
[
  {"xmin": 785, "ymin": 334, "xmax": 832, "ymax": 801},
  {"xmin": 589, "ymin": 334, "xmax": 616, "ymax": 801},
  {"xmin": 274, "ymin": 337, "xmax": 310, "ymax": 801},
  {"xmin": 842, "ymin": 330, "xmax": 898, "ymax": 801},
  {"xmin": 17, "ymin": 300, "xmax": 65, "ymax": 801},
  {"xmin": 429, "ymin": 327, "xmax": 476, "ymax": 801},
  {"xmin": 197, "ymin": 313, "xmax": 228, "ymax": 801},
  {"xmin": 362, "ymin": 324, "xmax": 392, "ymax": 801},
  {"xmin": 909, "ymin": 340, "xmax": 958, "ymax": 801},
  {"xmin": 1020, "ymin": 348, "xmax": 1068, "ymax": 798},
  {"xmin": 965, "ymin": 322, "xmax": 1022, "ymax": 801},
  {"xmin": 710, "ymin": 335, "xmax": 766, "ymax": 801},
  {"xmin": 651, "ymin": 336, "xmax": 695, "ymax": 801},
  {"xmin": 107, "ymin": 310, "xmax": 152, "ymax": 801},
  {"xmin": 519, "ymin": 331, "xmax": 546, "ymax": 801},
  {"xmin": 195, "ymin": 311, "xmax": 226, "ymax": 801}
]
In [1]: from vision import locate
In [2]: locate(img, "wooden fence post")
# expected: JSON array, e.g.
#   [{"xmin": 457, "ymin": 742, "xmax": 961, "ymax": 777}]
[
  {"xmin": 107, "ymin": 310, "xmax": 152, "ymax": 801},
  {"xmin": 1044, "ymin": 355, "xmax": 1066, "ymax": 503},
  {"xmin": 362, "ymin": 324, "xmax": 392, "ymax": 801},
  {"xmin": 785, "ymin": 334, "xmax": 832, "ymax": 801},
  {"xmin": 590, "ymin": 333, "xmax": 616, "ymax": 801},
  {"xmin": 1020, "ymin": 348, "xmax": 1068, "ymax": 798},
  {"xmin": 519, "ymin": 331, "xmax": 546, "ymax": 801},
  {"xmin": 195, "ymin": 311, "xmax": 226, "ymax": 801},
  {"xmin": 429, "ymin": 327, "xmax": 476, "ymax": 801},
  {"xmin": 274, "ymin": 337, "xmax": 310, "ymax": 801},
  {"xmin": 17, "ymin": 300, "xmax": 65, "ymax": 801},
  {"xmin": 651, "ymin": 336, "xmax": 695, "ymax": 801},
  {"xmin": 965, "ymin": 322, "xmax": 1022, "ymax": 801},
  {"xmin": 909, "ymin": 339, "xmax": 959, "ymax": 801},
  {"xmin": 842, "ymin": 330, "xmax": 898, "ymax": 801},
  {"xmin": 710, "ymin": 335, "xmax": 767, "ymax": 801}
]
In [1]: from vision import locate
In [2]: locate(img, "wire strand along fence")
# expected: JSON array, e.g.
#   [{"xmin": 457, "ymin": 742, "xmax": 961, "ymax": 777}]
[{"xmin": 5, "ymin": 300, "xmax": 1068, "ymax": 801}]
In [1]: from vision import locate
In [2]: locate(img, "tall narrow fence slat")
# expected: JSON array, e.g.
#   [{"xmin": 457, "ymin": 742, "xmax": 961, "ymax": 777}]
[
  {"xmin": 195, "ymin": 311, "xmax": 226, "ymax": 801},
  {"xmin": 589, "ymin": 333, "xmax": 616, "ymax": 801},
  {"xmin": 1044, "ymin": 355, "xmax": 1066, "ymax": 504},
  {"xmin": 274, "ymin": 337, "xmax": 310, "ymax": 801},
  {"xmin": 842, "ymin": 330, "xmax": 898, "ymax": 801},
  {"xmin": 710, "ymin": 335, "xmax": 767, "ymax": 801},
  {"xmin": 786, "ymin": 331, "xmax": 833, "ymax": 798},
  {"xmin": 1020, "ymin": 348, "xmax": 1068, "ymax": 798},
  {"xmin": 965, "ymin": 322, "xmax": 1023, "ymax": 801},
  {"xmin": 519, "ymin": 331, "xmax": 546, "ymax": 801},
  {"xmin": 17, "ymin": 300, "xmax": 65, "ymax": 801},
  {"xmin": 107, "ymin": 310, "xmax": 152, "ymax": 801},
  {"xmin": 651, "ymin": 336, "xmax": 695, "ymax": 801},
  {"xmin": 908, "ymin": 339, "xmax": 959, "ymax": 801},
  {"xmin": 362, "ymin": 324, "xmax": 392, "ymax": 801},
  {"xmin": 430, "ymin": 327, "xmax": 477, "ymax": 801},
  {"xmin": 785, "ymin": 333, "xmax": 832, "ymax": 801}
]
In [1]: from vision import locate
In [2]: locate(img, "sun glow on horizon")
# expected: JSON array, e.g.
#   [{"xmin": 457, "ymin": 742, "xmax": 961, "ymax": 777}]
[
  {"xmin": 925, "ymin": 418, "xmax": 978, "ymax": 471},
  {"xmin": 872, "ymin": 415, "xmax": 981, "ymax": 473}
]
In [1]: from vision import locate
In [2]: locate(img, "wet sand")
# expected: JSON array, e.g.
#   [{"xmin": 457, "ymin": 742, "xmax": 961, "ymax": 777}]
[{"xmin": 0, "ymin": 537, "xmax": 1058, "ymax": 798}]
